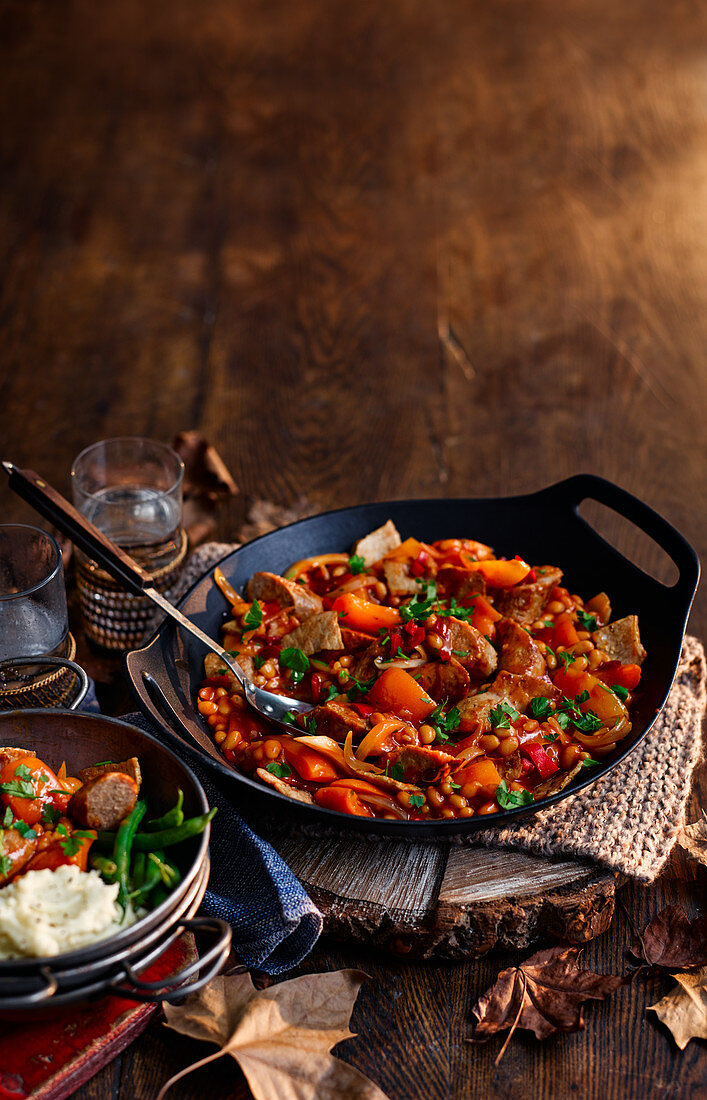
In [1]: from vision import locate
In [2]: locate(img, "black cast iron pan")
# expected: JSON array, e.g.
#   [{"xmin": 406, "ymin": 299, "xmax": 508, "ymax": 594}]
[{"xmin": 125, "ymin": 475, "xmax": 699, "ymax": 838}]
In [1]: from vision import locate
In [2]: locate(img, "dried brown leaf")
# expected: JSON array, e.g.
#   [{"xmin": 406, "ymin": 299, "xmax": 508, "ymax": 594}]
[
  {"xmin": 470, "ymin": 946, "xmax": 624, "ymax": 1058},
  {"xmin": 157, "ymin": 969, "xmax": 390, "ymax": 1100},
  {"xmin": 647, "ymin": 965, "xmax": 707, "ymax": 1049},
  {"xmin": 630, "ymin": 906, "xmax": 707, "ymax": 970},
  {"xmin": 238, "ymin": 497, "xmax": 314, "ymax": 543},
  {"xmin": 173, "ymin": 431, "xmax": 238, "ymax": 547},
  {"xmin": 676, "ymin": 813, "xmax": 707, "ymax": 870}
]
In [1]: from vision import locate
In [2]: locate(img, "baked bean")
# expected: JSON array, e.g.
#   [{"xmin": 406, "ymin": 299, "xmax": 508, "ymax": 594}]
[
  {"xmin": 370, "ymin": 712, "xmax": 387, "ymax": 725},
  {"xmin": 439, "ymin": 779, "xmax": 453, "ymax": 796},
  {"xmin": 332, "ymin": 565, "xmax": 347, "ymax": 577},
  {"xmin": 479, "ymin": 734, "xmax": 500, "ymax": 752},
  {"xmin": 523, "ymin": 719, "xmax": 539, "ymax": 734},
  {"xmin": 546, "ymin": 600, "xmax": 565, "ymax": 615},
  {"xmin": 419, "ymin": 725, "xmax": 436, "ymax": 745},
  {"xmin": 441, "ymin": 808, "xmax": 455, "ymax": 819},
  {"xmin": 198, "ymin": 699, "xmax": 219, "ymax": 716},
  {"xmin": 216, "ymin": 686, "xmax": 229, "ymax": 698},
  {"xmin": 199, "ymin": 687, "xmax": 215, "ymax": 701},
  {"xmin": 560, "ymin": 744, "xmax": 582, "ymax": 770},
  {"xmin": 264, "ymin": 739, "xmax": 281, "ymax": 760},
  {"xmin": 427, "ymin": 788, "xmax": 445, "ymax": 808},
  {"xmin": 461, "ymin": 781, "xmax": 481, "ymax": 799},
  {"xmin": 214, "ymin": 729, "xmax": 227, "ymax": 744},
  {"xmin": 458, "ymin": 806, "xmax": 474, "ymax": 817},
  {"xmin": 339, "ymin": 655, "xmax": 353, "ymax": 668},
  {"xmin": 448, "ymin": 794, "xmax": 468, "ymax": 810},
  {"xmin": 223, "ymin": 728, "xmax": 242, "ymax": 752},
  {"xmin": 477, "ymin": 801, "xmax": 498, "ymax": 815},
  {"xmin": 576, "ymin": 630, "xmax": 590, "ymax": 641},
  {"xmin": 260, "ymin": 660, "xmax": 277, "ymax": 678},
  {"xmin": 218, "ymin": 699, "xmax": 231, "ymax": 716},
  {"xmin": 427, "ymin": 633, "xmax": 443, "ymax": 650},
  {"xmin": 545, "ymin": 651, "xmax": 557, "ymax": 670},
  {"xmin": 252, "ymin": 746, "xmax": 265, "ymax": 764},
  {"xmin": 374, "ymin": 581, "xmax": 387, "ymax": 600},
  {"xmin": 498, "ymin": 734, "xmax": 520, "ymax": 756}
]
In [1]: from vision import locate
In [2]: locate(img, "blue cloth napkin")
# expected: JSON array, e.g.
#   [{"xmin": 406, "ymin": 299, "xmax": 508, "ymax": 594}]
[{"xmin": 81, "ymin": 687, "xmax": 323, "ymax": 974}]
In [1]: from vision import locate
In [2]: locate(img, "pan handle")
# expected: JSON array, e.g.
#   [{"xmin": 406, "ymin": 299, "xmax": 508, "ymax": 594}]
[
  {"xmin": 112, "ymin": 917, "xmax": 233, "ymax": 1003},
  {"xmin": 537, "ymin": 474, "xmax": 700, "ymax": 609},
  {"xmin": 0, "ymin": 656, "xmax": 89, "ymax": 711},
  {"xmin": 0, "ymin": 966, "xmax": 59, "ymax": 1010}
]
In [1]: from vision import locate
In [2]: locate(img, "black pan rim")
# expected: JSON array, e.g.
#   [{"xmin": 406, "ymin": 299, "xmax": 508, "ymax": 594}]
[{"xmin": 126, "ymin": 476, "xmax": 699, "ymax": 837}]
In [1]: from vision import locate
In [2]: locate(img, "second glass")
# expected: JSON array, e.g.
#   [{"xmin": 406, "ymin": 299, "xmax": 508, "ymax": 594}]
[{"xmin": 71, "ymin": 437, "xmax": 186, "ymax": 650}]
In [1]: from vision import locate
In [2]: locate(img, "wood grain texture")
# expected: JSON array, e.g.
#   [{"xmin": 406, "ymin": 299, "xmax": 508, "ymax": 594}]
[{"xmin": 0, "ymin": 0, "xmax": 705, "ymax": 1096}]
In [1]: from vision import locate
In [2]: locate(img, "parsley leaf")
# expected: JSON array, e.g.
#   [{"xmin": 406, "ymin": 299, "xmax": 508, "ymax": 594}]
[
  {"xmin": 348, "ymin": 554, "xmax": 366, "ymax": 575},
  {"xmin": 243, "ymin": 600, "xmax": 263, "ymax": 630},
  {"xmin": 611, "ymin": 684, "xmax": 630, "ymax": 700},
  {"xmin": 408, "ymin": 794, "xmax": 425, "ymax": 810},
  {"xmin": 279, "ymin": 647, "xmax": 310, "ymax": 685},
  {"xmin": 58, "ymin": 830, "xmax": 94, "ymax": 857},
  {"xmin": 323, "ymin": 684, "xmax": 339, "ymax": 702},
  {"xmin": 385, "ymin": 761, "xmax": 405, "ymax": 782},
  {"xmin": 530, "ymin": 696, "xmax": 553, "ymax": 720},
  {"xmin": 1, "ymin": 806, "xmax": 13, "ymax": 828},
  {"xmin": 346, "ymin": 675, "xmax": 375, "ymax": 702},
  {"xmin": 399, "ymin": 581, "xmax": 438, "ymax": 623},
  {"xmin": 253, "ymin": 655, "xmax": 266, "ymax": 670},
  {"xmin": 495, "ymin": 780, "xmax": 533, "ymax": 809},
  {"xmin": 576, "ymin": 610, "xmax": 598, "ymax": 632},
  {"xmin": 283, "ymin": 709, "xmax": 298, "ymax": 725},
  {"xmin": 558, "ymin": 650, "xmax": 577, "ymax": 672},
  {"xmin": 582, "ymin": 758, "xmax": 601, "ymax": 768},
  {"xmin": 14, "ymin": 763, "xmax": 32, "ymax": 782},
  {"xmin": 489, "ymin": 702, "xmax": 520, "ymax": 729},
  {"xmin": 12, "ymin": 820, "xmax": 36, "ymax": 839},
  {"xmin": 555, "ymin": 711, "xmax": 570, "ymax": 730},
  {"xmin": 0, "ymin": 780, "xmax": 35, "ymax": 799},
  {"xmin": 543, "ymin": 731, "xmax": 559, "ymax": 742},
  {"xmin": 570, "ymin": 709, "xmax": 603, "ymax": 733},
  {"xmin": 304, "ymin": 714, "xmax": 318, "ymax": 733},
  {"xmin": 266, "ymin": 761, "xmax": 292, "ymax": 779},
  {"xmin": 42, "ymin": 804, "xmax": 61, "ymax": 826}
]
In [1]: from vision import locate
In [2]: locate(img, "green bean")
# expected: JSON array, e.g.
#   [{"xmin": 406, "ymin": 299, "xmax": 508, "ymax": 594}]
[
  {"xmin": 144, "ymin": 789, "xmax": 184, "ymax": 832},
  {"xmin": 151, "ymin": 885, "xmax": 169, "ymax": 908},
  {"xmin": 114, "ymin": 800, "xmax": 146, "ymax": 910},
  {"xmin": 90, "ymin": 853, "xmax": 117, "ymax": 881},
  {"xmin": 147, "ymin": 850, "xmax": 182, "ymax": 889},
  {"xmin": 96, "ymin": 808, "xmax": 216, "ymax": 852},
  {"xmin": 130, "ymin": 855, "xmax": 162, "ymax": 907}
]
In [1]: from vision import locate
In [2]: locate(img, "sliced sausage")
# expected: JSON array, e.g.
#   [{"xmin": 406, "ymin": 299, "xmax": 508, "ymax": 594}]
[
  {"xmin": 414, "ymin": 659, "xmax": 470, "ymax": 703},
  {"xmin": 79, "ymin": 756, "xmax": 142, "ymax": 788},
  {"xmin": 456, "ymin": 672, "xmax": 561, "ymax": 732},
  {"xmin": 68, "ymin": 772, "xmax": 138, "ymax": 831},
  {"xmin": 439, "ymin": 617, "xmax": 497, "ymax": 679},
  {"xmin": 591, "ymin": 615, "xmax": 646, "ymax": 665},
  {"xmin": 0, "ymin": 828, "xmax": 37, "ymax": 885},
  {"xmin": 247, "ymin": 572, "xmax": 323, "ymax": 621},
  {"xmin": 497, "ymin": 618, "xmax": 547, "ymax": 677},
  {"xmin": 282, "ymin": 611, "xmax": 343, "ymax": 656},
  {"xmin": 353, "ymin": 520, "xmax": 402, "ymax": 566},
  {"xmin": 382, "ymin": 560, "xmax": 419, "ymax": 596},
  {"xmin": 307, "ymin": 701, "xmax": 369, "ymax": 740},
  {"xmin": 493, "ymin": 566, "xmax": 563, "ymax": 624}
]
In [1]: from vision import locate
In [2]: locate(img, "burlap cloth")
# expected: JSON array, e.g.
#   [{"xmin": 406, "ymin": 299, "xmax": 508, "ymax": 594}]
[{"xmin": 171, "ymin": 541, "xmax": 705, "ymax": 885}]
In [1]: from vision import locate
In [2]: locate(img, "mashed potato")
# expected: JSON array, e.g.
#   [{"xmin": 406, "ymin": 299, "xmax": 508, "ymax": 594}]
[{"xmin": 0, "ymin": 865, "xmax": 137, "ymax": 959}]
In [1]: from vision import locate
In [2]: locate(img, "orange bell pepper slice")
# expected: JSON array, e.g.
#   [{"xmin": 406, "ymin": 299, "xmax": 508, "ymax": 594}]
[
  {"xmin": 553, "ymin": 613, "xmax": 579, "ymax": 649},
  {"xmin": 594, "ymin": 663, "xmax": 642, "ymax": 691},
  {"xmin": 552, "ymin": 666, "xmax": 597, "ymax": 699},
  {"xmin": 281, "ymin": 738, "xmax": 340, "ymax": 783},
  {"xmin": 24, "ymin": 831, "xmax": 96, "ymax": 874},
  {"xmin": 474, "ymin": 558, "xmax": 531, "ymax": 588},
  {"xmin": 313, "ymin": 786, "xmax": 373, "ymax": 817},
  {"xmin": 367, "ymin": 667, "xmax": 437, "ymax": 724},
  {"xmin": 331, "ymin": 593, "xmax": 401, "ymax": 632},
  {"xmin": 455, "ymin": 758, "xmax": 502, "ymax": 791}
]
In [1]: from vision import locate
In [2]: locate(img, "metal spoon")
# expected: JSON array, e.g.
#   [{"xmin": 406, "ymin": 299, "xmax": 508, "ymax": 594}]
[{"xmin": 2, "ymin": 462, "xmax": 313, "ymax": 729}]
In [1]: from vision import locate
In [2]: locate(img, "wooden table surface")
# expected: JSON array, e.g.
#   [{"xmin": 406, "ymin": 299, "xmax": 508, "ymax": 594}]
[{"xmin": 1, "ymin": 1, "xmax": 705, "ymax": 1096}]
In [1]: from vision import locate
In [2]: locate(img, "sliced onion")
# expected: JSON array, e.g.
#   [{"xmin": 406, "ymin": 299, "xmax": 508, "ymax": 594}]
[
  {"xmin": 293, "ymin": 735, "xmax": 349, "ymax": 770},
  {"xmin": 343, "ymin": 731, "xmax": 385, "ymax": 775},
  {"xmin": 326, "ymin": 575, "xmax": 378, "ymax": 599},
  {"xmin": 357, "ymin": 791, "xmax": 408, "ymax": 819},
  {"xmin": 451, "ymin": 744, "xmax": 484, "ymax": 767},
  {"xmin": 284, "ymin": 554, "xmax": 349, "ymax": 580},
  {"xmin": 355, "ymin": 719, "xmax": 407, "ymax": 760}
]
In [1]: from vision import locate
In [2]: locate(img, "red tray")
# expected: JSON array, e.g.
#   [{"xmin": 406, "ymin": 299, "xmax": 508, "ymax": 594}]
[{"xmin": 0, "ymin": 934, "xmax": 196, "ymax": 1100}]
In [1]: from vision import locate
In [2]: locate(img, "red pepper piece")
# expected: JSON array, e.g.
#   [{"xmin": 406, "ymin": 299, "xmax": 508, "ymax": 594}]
[
  {"xmin": 389, "ymin": 630, "xmax": 402, "ymax": 657},
  {"xmin": 410, "ymin": 550, "xmax": 429, "ymax": 578},
  {"xmin": 310, "ymin": 673, "xmax": 321, "ymax": 704},
  {"xmin": 403, "ymin": 622, "xmax": 425, "ymax": 648},
  {"xmin": 523, "ymin": 744, "xmax": 559, "ymax": 780},
  {"xmin": 352, "ymin": 702, "xmax": 374, "ymax": 717}
]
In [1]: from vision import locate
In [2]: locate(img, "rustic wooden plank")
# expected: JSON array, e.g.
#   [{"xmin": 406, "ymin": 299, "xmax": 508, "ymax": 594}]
[{"xmin": 439, "ymin": 848, "xmax": 596, "ymax": 903}]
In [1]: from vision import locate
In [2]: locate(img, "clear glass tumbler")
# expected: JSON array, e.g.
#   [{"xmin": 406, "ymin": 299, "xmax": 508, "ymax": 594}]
[
  {"xmin": 71, "ymin": 437, "xmax": 186, "ymax": 650},
  {"xmin": 0, "ymin": 524, "xmax": 87, "ymax": 709}
]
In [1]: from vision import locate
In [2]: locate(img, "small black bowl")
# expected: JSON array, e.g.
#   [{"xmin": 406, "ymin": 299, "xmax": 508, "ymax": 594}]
[
  {"xmin": 0, "ymin": 710, "xmax": 231, "ymax": 1011},
  {"xmin": 126, "ymin": 475, "xmax": 699, "ymax": 838}
]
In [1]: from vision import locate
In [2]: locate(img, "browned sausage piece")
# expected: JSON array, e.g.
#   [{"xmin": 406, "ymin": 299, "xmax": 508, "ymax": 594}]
[
  {"xmin": 68, "ymin": 773, "xmax": 138, "ymax": 831},
  {"xmin": 0, "ymin": 828, "xmax": 37, "ymax": 885},
  {"xmin": 78, "ymin": 757, "xmax": 142, "ymax": 788}
]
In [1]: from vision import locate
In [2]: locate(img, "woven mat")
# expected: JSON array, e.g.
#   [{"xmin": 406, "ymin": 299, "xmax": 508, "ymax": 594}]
[{"xmin": 172, "ymin": 541, "xmax": 705, "ymax": 885}]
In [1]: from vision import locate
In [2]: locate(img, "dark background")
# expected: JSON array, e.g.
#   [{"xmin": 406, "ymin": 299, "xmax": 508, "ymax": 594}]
[{"xmin": 0, "ymin": 1, "xmax": 705, "ymax": 1096}]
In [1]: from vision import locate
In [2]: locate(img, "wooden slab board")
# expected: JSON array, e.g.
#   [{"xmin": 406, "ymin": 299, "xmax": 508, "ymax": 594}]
[{"xmin": 270, "ymin": 835, "xmax": 620, "ymax": 959}]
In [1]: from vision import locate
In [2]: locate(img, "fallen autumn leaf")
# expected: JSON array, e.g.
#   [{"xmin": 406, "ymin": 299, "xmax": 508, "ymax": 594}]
[
  {"xmin": 676, "ymin": 814, "xmax": 707, "ymax": 870},
  {"xmin": 157, "ymin": 969, "xmax": 391, "ymax": 1100},
  {"xmin": 647, "ymin": 965, "xmax": 707, "ymax": 1049},
  {"xmin": 470, "ymin": 946, "xmax": 625, "ymax": 1062},
  {"xmin": 630, "ymin": 906, "xmax": 707, "ymax": 971}
]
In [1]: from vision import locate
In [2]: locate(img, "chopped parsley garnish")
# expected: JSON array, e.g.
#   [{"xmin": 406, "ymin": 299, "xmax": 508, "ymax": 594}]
[
  {"xmin": 12, "ymin": 820, "xmax": 37, "ymax": 839},
  {"xmin": 0, "ymin": 780, "xmax": 35, "ymax": 800},
  {"xmin": 0, "ymin": 854, "xmax": 10, "ymax": 878},
  {"xmin": 399, "ymin": 581, "xmax": 438, "ymax": 623},
  {"xmin": 570, "ymin": 710, "xmax": 603, "ymax": 733},
  {"xmin": 14, "ymin": 764, "xmax": 33, "ymax": 783},
  {"xmin": 408, "ymin": 794, "xmax": 425, "ymax": 810},
  {"xmin": 243, "ymin": 600, "xmax": 263, "ymax": 630},
  {"xmin": 611, "ymin": 684, "xmax": 629, "ymax": 700},
  {"xmin": 279, "ymin": 647, "xmax": 310, "ymax": 685},
  {"xmin": 2, "ymin": 806, "xmax": 13, "ymax": 828},
  {"xmin": 55, "ymin": 826, "xmax": 94, "ymax": 857},
  {"xmin": 555, "ymin": 711, "xmax": 570, "ymax": 730},
  {"xmin": 345, "ymin": 675, "xmax": 375, "ymax": 702},
  {"xmin": 543, "ymin": 731, "xmax": 559, "ymax": 743},
  {"xmin": 42, "ymin": 804, "xmax": 61, "ymax": 826},
  {"xmin": 530, "ymin": 696, "xmax": 553, "ymax": 720},
  {"xmin": 385, "ymin": 761, "xmax": 405, "ymax": 782},
  {"xmin": 426, "ymin": 701, "xmax": 461, "ymax": 744},
  {"xmin": 495, "ymin": 781, "xmax": 533, "ymax": 809},
  {"xmin": 558, "ymin": 650, "xmax": 577, "ymax": 672},
  {"xmin": 582, "ymin": 758, "xmax": 601, "ymax": 768},
  {"xmin": 451, "ymin": 649, "xmax": 468, "ymax": 657},
  {"xmin": 266, "ymin": 761, "xmax": 292, "ymax": 779},
  {"xmin": 576, "ymin": 610, "xmax": 598, "ymax": 632},
  {"xmin": 304, "ymin": 714, "xmax": 318, "ymax": 734},
  {"xmin": 489, "ymin": 702, "xmax": 520, "ymax": 729},
  {"xmin": 323, "ymin": 684, "xmax": 339, "ymax": 702},
  {"xmin": 348, "ymin": 554, "xmax": 366, "ymax": 575},
  {"xmin": 283, "ymin": 709, "xmax": 298, "ymax": 724},
  {"xmin": 253, "ymin": 655, "xmax": 266, "ymax": 670}
]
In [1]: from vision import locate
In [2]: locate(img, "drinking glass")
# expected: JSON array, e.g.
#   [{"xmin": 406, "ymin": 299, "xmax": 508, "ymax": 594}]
[
  {"xmin": 71, "ymin": 437, "xmax": 186, "ymax": 650},
  {"xmin": 0, "ymin": 524, "xmax": 87, "ymax": 710}
]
